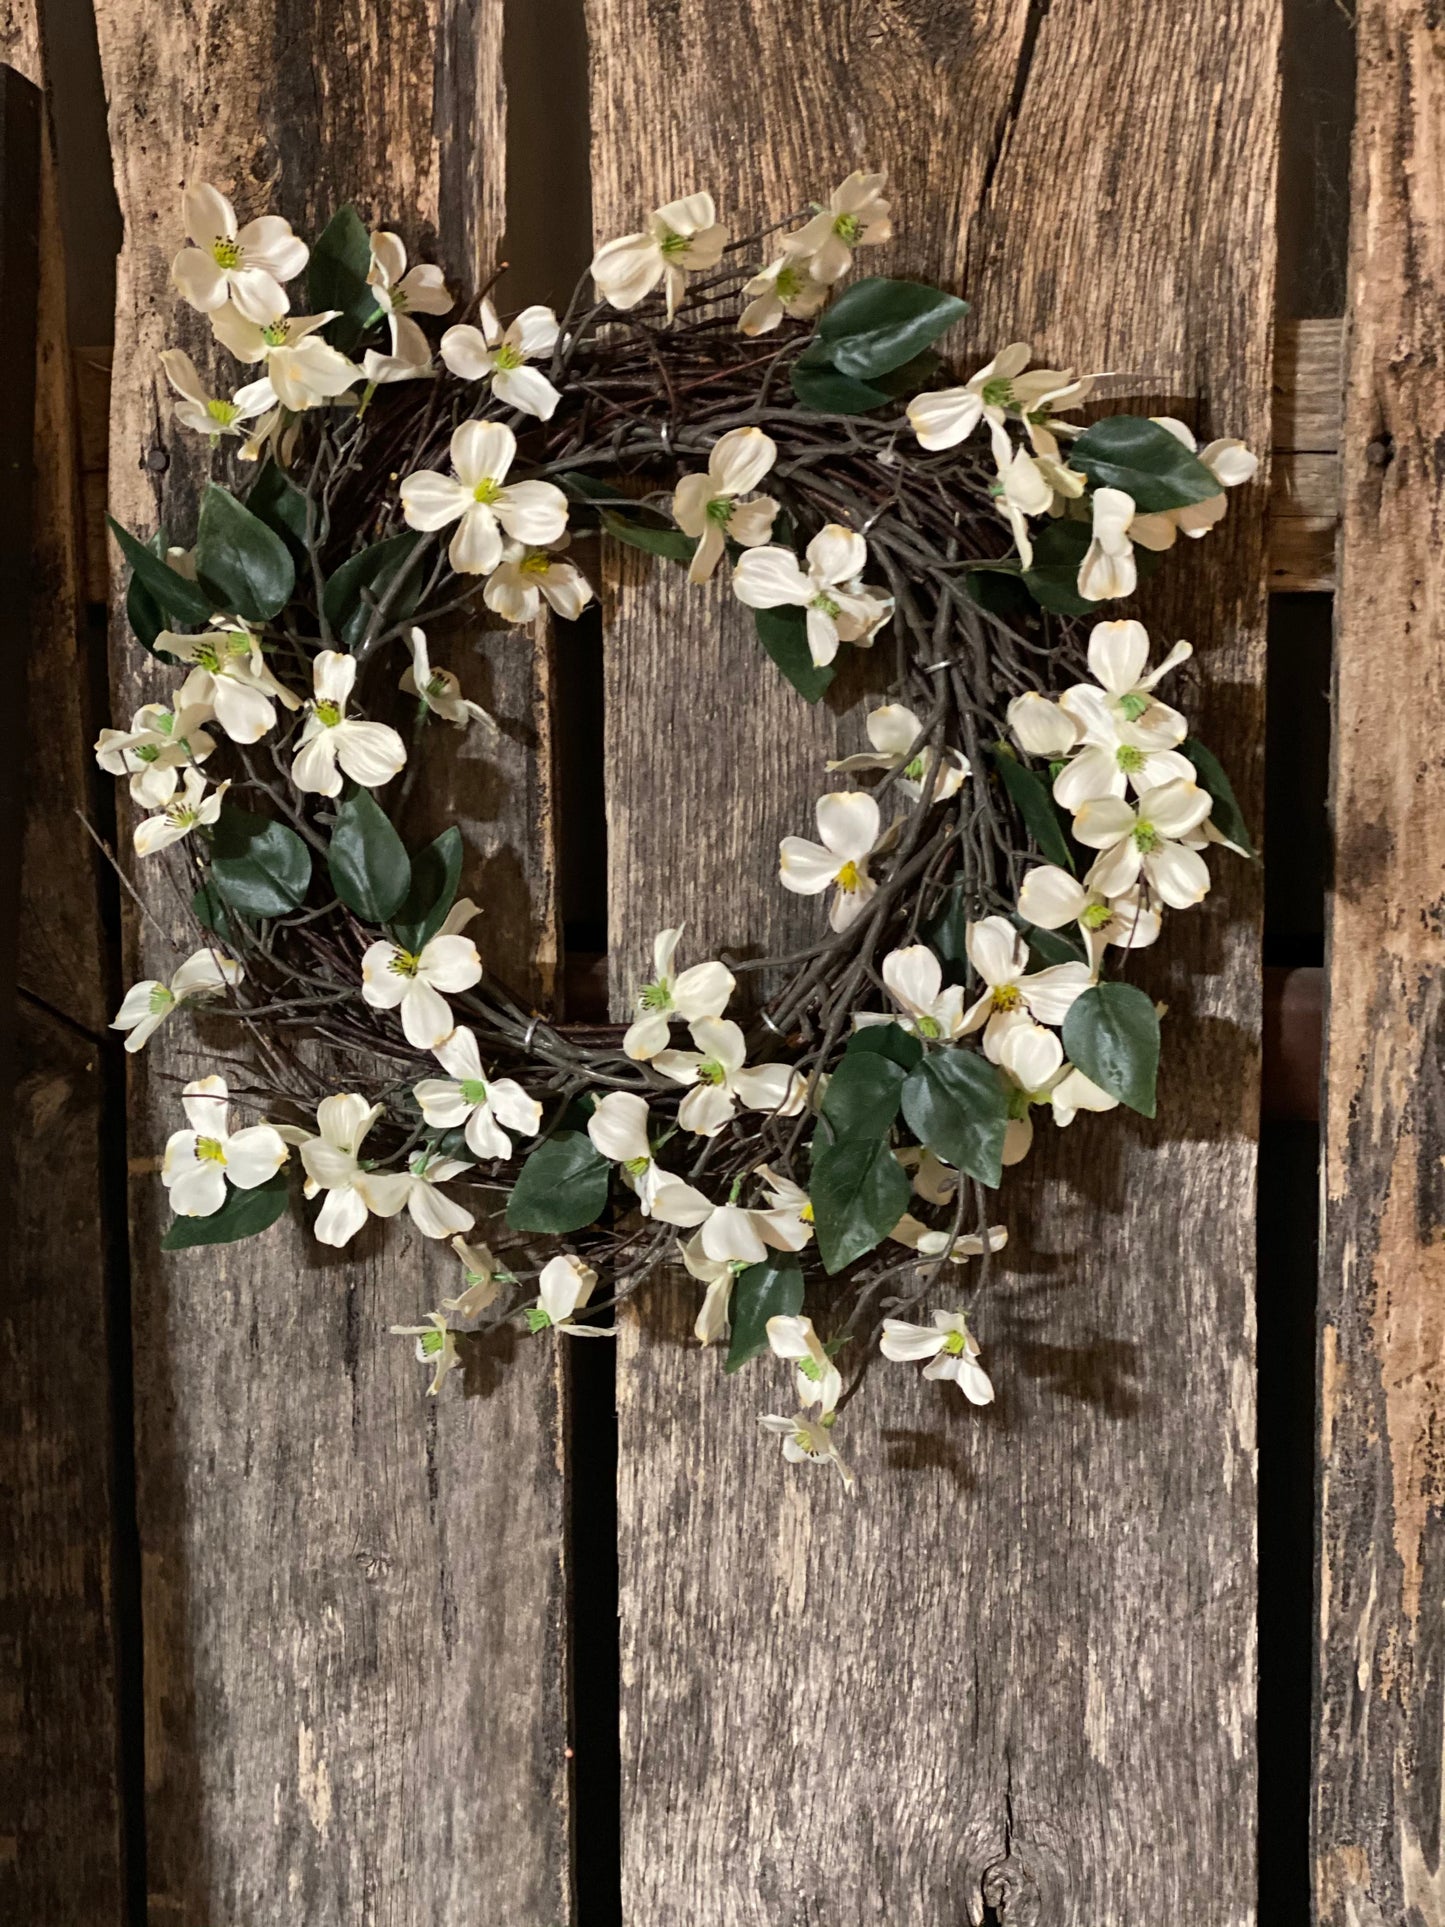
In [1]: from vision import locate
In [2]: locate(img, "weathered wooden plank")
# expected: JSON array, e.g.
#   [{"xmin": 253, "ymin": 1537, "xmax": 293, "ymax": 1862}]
[
  {"xmin": 591, "ymin": 3, "xmax": 1275, "ymax": 1920},
  {"xmin": 0, "ymin": 10, "xmax": 126, "ymax": 1922},
  {"xmin": 1269, "ymin": 317, "xmax": 1342, "ymax": 591},
  {"xmin": 1274, "ymin": 316, "xmax": 1343, "ymax": 454},
  {"xmin": 90, "ymin": 3, "xmax": 571, "ymax": 1920},
  {"xmin": 1314, "ymin": 8, "xmax": 1445, "ymax": 1922}
]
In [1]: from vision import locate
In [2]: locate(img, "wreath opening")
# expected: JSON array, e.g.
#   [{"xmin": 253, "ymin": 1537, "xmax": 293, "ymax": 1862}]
[{"xmin": 101, "ymin": 171, "xmax": 1256, "ymax": 1493}]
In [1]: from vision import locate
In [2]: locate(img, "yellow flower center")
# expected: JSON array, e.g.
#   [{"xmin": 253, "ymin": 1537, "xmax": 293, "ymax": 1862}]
[
  {"xmin": 835, "ymin": 860, "xmax": 862, "ymax": 893},
  {"xmin": 916, "ymin": 1015, "xmax": 942, "ymax": 1040},
  {"xmin": 833, "ymin": 212, "xmax": 862, "ymax": 244},
  {"xmin": 472, "ymin": 477, "xmax": 503, "ymax": 506},
  {"xmin": 206, "ymin": 397, "xmax": 239, "ymax": 426},
  {"xmin": 210, "ymin": 236, "xmax": 242, "ymax": 269},
  {"xmin": 800, "ymin": 1201, "xmax": 815, "ymax": 1224},
  {"xmin": 390, "ymin": 949, "xmax": 423, "ymax": 978},
  {"xmin": 314, "ymin": 698, "xmax": 342, "ymax": 728},
  {"xmin": 1116, "ymin": 743, "xmax": 1145, "ymax": 774},
  {"xmin": 167, "ymin": 803, "xmax": 199, "ymax": 830},
  {"xmin": 990, "ymin": 983, "xmax": 1024, "ymax": 1012},
  {"xmin": 261, "ymin": 320, "xmax": 290, "ymax": 347},
  {"xmin": 1082, "ymin": 901, "xmax": 1114, "ymax": 931},
  {"xmin": 519, "ymin": 551, "xmax": 552, "ymax": 576},
  {"xmin": 196, "ymin": 1135, "xmax": 227, "ymax": 1163},
  {"xmin": 942, "ymin": 1328, "xmax": 969, "ymax": 1357},
  {"xmin": 623, "ymin": 1155, "xmax": 651, "ymax": 1176},
  {"xmin": 493, "ymin": 342, "xmax": 523, "ymax": 371}
]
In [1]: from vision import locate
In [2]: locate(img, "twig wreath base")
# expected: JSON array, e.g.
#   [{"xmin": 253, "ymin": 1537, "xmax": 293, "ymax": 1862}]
[{"xmin": 100, "ymin": 171, "xmax": 1257, "ymax": 1493}]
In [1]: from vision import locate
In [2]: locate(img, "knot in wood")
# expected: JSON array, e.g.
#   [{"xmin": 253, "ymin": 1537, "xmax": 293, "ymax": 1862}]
[
  {"xmin": 979, "ymin": 1851, "xmax": 1041, "ymax": 1924},
  {"xmin": 144, "ymin": 442, "xmax": 169, "ymax": 475}
]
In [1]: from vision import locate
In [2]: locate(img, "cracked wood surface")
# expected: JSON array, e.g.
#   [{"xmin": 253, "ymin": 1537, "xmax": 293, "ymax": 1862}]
[
  {"xmin": 90, "ymin": 2, "xmax": 570, "ymax": 1919},
  {"xmin": 589, "ymin": 2, "xmax": 1276, "ymax": 1920},
  {"xmin": 1315, "ymin": 8, "xmax": 1445, "ymax": 1924}
]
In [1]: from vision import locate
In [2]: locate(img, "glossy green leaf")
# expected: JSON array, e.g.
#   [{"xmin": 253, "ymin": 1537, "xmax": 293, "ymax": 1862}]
[
  {"xmin": 1021, "ymin": 517, "xmax": 1095, "ymax": 616},
  {"xmin": 308, "ymin": 204, "xmax": 380, "ymax": 351},
  {"xmin": 814, "ymin": 277, "xmax": 968, "ymax": 379},
  {"xmin": 753, "ymin": 604, "xmax": 834, "ymax": 702},
  {"xmin": 195, "ymin": 483, "xmax": 296, "ymax": 621},
  {"xmin": 1018, "ymin": 918, "xmax": 1088, "ymax": 969},
  {"xmin": 810, "ymin": 1135, "xmax": 911, "ymax": 1274},
  {"xmin": 599, "ymin": 509, "xmax": 696, "ymax": 562},
  {"xmin": 390, "ymin": 825, "xmax": 464, "ymax": 951},
  {"xmin": 724, "ymin": 1255, "xmax": 805, "ymax": 1372},
  {"xmin": 821, "ymin": 1047, "xmax": 906, "ymax": 1142},
  {"xmin": 321, "ymin": 532, "xmax": 423, "ymax": 649},
  {"xmin": 1182, "ymin": 736, "xmax": 1256, "ymax": 857},
  {"xmin": 1061, "ymin": 981, "xmax": 1160, "ymax": 1118},
  {"xmin": 845, "ymin": 1022, "xmax": 923, "ymax": 1071},
  {"xmin": 161, "ymin": 1172, "xmax": 289, "ymax": 1249},
  {"xmin": 328, "ymin": 789, "xmax": 411, "ymax": 923},
  {"xmin": 900, "ymin": 1048, "xmax": 1009, "ymax": 1189},
  {"xmin": 506, "ymin": 1131, "xmax": 611, "ymax": 1234},
  {"xmin": 108, "ymin": 515, "xmax": 215, "ymax": 627},
  {"xmin": 209, "ymin": 803, "xmax": 312, "ymax": 918},
  {"xmin": 244, "ymin": 461, "xmax": 310, "ymax": 565},
  {"xmin": 791, "ymin": 345, "xmax": 940, "ymax": 417},
  {"xmin": 991, "ymin": 745, "xmax": 1075, "ymax": 872},
  {"xmin": 1069, "ymin": 415, "xmax": 1221, "ymax": 513}
]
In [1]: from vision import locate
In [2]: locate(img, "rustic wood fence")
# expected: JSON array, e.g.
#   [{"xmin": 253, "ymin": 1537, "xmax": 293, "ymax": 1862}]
[{"xmin": 1, "ymin": 1, "xmax": 1440, "ymax": 1923}]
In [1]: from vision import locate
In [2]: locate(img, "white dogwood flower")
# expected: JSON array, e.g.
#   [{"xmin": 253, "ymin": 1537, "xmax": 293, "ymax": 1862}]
[
  {"xmin": 483, "ymin": 541, "xmax": 594, "ymax": 623},
  {"xmin": 418, "ymin": 1026, "xmax": 542, "ymax": 1160},
  {"xmin": 390, "ymin": 1312, "xmax": 460, "ymax": 1395},
  {"xmin": 622, "ymin": 926, "xmax": 734, "ymax": 1061},
  {"xmin": 1017, "ymin": 865, "xmax": 1162, "ymax": 970},
  {"xmin": 766, "ymin": 1313, "xmax": 841, "ymax": 1413},
  {"xmin": 111, "ymin": 946, "xmax": 242, "ymax": 1053},
  {"xmin": 171, "ymin": 183, "xmax": 308, "ymax": 323},
  {"xmin": 679, "ymin": 1232, "xmax": 744, "ymax": 1344},
  {"xmin": 360, "ymin": 899, "xmax": 483, "ymax": 1050},
  {"xmin": 367, "ymin": 230, "xmax": 452, "ymax": 365},
  {"xmin": 880, "ymin": 1310, "xmax": 994, "ymax": 1404},
  {"xmin": 1061, "ymin": 620, "xmax": 1192, "ymax": 749},
  {"xmin": 732, "ymin": 524, "xmax": 892, "ymax": 667},
  {"xmin": 993, "ymin": 444, "xmax": 1054, "ymax": 567},
  {"xmin": 653, "ymin": 1016, "xmax": 806, "ymax": 1138},
  {"xmin": 294, "ymin": 1093, "xmax": 409, "ymax": 1247},
  {"xmin": 988, "ymin": 1015, "xmax": 1118, "ymax": 1162},
  {"xmin": 779, "ymin": 791, "xmax": 885, "ymax": 933},
  {"xmin": 162, "ymin": 1074, "xmax": 288, "ymax": 1217},
  {"xmin": 292, "ymin": 650, "xmax": 407, "ymax": 796},
  {"xmin": 1073, "ymin": 779, "xmax": 1214, "ymax": 907},
  {"xmin": 960, "ymin": 914, "xmax": 1092, "ymax": 1043},
  {"xmin": 888, "ymin": 1217, "xmax": 1008, "ymax": 1263},
  {"xmin": 1077, "ymin": 486, "xmax": 1139, "ymax": 602},
  {"xmin": 133, "ymin": 768, "xmax": 228, "ymax": 857},
  {"xmin": 653, "ymin": 1174, "xmax": 813, "ymax": 1266},
  {"xmin": 758, "ymin": 1410, "xmax": 855, "ymax": 1493},
  {"xmin": 95, "ymin": 701, "xmax": 216, "ymax": 808},
  {"xmin": 907, "ymin": 343, "xmax": 1064, "ymax": 464},
  {"xmin": 856, "ymin": 943, "xmax": 967, "ymax": 1041},
  {"xmin": 530, "ymin": 1253, "xmax": 606, "ymax": 1335},
  {"xmin": 167, "ymin": 621, "xmax": 301, "ymax": 744},
  {"xmin": 383, "ymin": 1150, "xmax": 476, "ymax": 1240},
  {"xmin": 400, "ymin": 419, "xmax": 569, "ymax": 576},
  {"xmin": 826, "ymin": 703, "xmax": 969, "ymax": 802},
  {"xmin": 671, "ymin": 427, "xmax": 779, "ymax": 584},
  {"xmin": 787, "ymin": 170, "xmax": 892, "ymax": 284},
  {"xmin": 591, "ymin": 192, "xmax": 729, "ymax": 319},
  {"xmin": 441, "ymin": 300, "xmax": 561, "ymax": 419},
  {"xmin": 1127, "ymin": 417, "xmax": 1258, "ymax": 548},
  {"xmin": 587, "ymin": 1091, "xmax": 667, "ymax": 1212},
  {"xmin": 441, "ymin": 1235, "xmax": 512, "ymax": 1318},
  {"xmin": 1006, "ymin": 691, "xmax": 1080, "ymax": 759},
  {"xmin": 160, "ymin": 349, "xmax": 274, "ymax": 442},
  {"xmin": 209, "ymin": 306, "xmax": 363, "ymax": 411},
  {"xmin": 738, "ymin": 250, "xmax": 830, "ymax": 335},
  {"xmin": 399, "ymin": 627, "xmax": 491, "ymax": 728}
]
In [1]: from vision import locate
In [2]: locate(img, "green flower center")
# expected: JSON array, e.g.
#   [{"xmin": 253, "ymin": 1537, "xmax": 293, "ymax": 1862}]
[
  {"xmin": 775, "ymin": 263, "xmax": 806, "ymax": 299},
  {"xmin": 519, "ymin": 551, "xmax": 552, "ymax": 576},
  {"xmin": 942, "ymin": 1328, "xmax": 969, "ymax": 1356},
  {"xmin": 418, "ymin": 1327, "xmax": 446, "ymax": 1356},
  {"xmin": 1116, "ymin": 744, "xmax": 1145, "ymax": 774},
  {"xmin": 425, "ymin": 672, "xmax": 451, "ymax": 697},
  {"xmin": 1132, "ymin": 820, "xmax": 1160, "ymax": 854},
  {"xmin": 1117, "ymin": 692, "xmax": 1151, "ymax": 723},
  {"xmin": 493, "ymin": 342, "xmax": 523, "ymax": 371},
  {"xmin": 623, "ymin": 1154, "xmax": 651, "ymax": 1176},
  {"xmin": 206, "ymin": 398, "xmax": 239, "ymax": 427},
  {"xmin": 904, "ymin": 755, "xmax": 926, "ymax": 782},
  {"xmin": 196, "ymin": 1135, "xmax": 226, "ymax": 1163},
  {"xmin": 657, "ymin": 228, "xmax": 689, "ymax": 258},
  {"xmin": 210, "ymin": 237, "xmax": 242, "ymax": 269},
  {"xmin": 261, "ymin": 321, "xmax": 290, "ymax": 347},
  {"xmin": 705, "ymin": 495, "xmax": 733, "ymax": 526},
  {"xmin": 526, "ymin": 1307, "xmax": 554, "ymax": 1334},
  {"xmin": 1081, "ymin": 901, "xmax": 1114, "ymax": 931},
  {"xmin": 810, "ymin": 592, "xmax": 841, "ymax": 619},
  {"xmin": 193, "ymin": 642, "xmax": 223, "ymax": 673},
  {"xmin": 135, "ymin": 743, "xmax": 162, "ymax": 763},
  {"xmin": 797, "ymin": 1355, "xmax": 823, "ymax": 1383},
  {"xmin": 472, "ymin": 477, "xmax": 503, "ymax": 506},
  {"xmin": 390, "ymin": 949, "xmax": 423, "ymax": 978},
  {"xmin": 167, "ymin": 804, "xmax": 198, "ymax": 830},
  {"xmin": 832, "ymin": 212, "xmax": 862, "ymax": 244},
  {"xmin": 981, "ymin": 376, "xmax": 1014, "ymax": 409},
  {"xmin": 149, "ymin": 985, "xmax": 175, "ymax": 1015},
  {"xmin": 915, "ymin": 1015, "xmax": 942, "ymax": 1040},
  {"xmin": 390, "ymin": 287, "xmax": 410, "ymax": 313},
  {"xmin": 314, "ymin": 698, "xmax": 342, "ymax": 728},
  {"xmin": 696, "ymin": 1058, "xmax": 727, "ymax": 1087},
  {"xmin": 639, "ymin": 980, "xmax": 672, "ymax": 1012},
  {"xmin": 460, "ymin": 1078, "xmax": 488, "ymax": 1105}
]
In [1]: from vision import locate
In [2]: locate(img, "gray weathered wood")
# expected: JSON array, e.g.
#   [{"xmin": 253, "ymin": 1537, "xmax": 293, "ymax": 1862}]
[
  {"xmin": 590, "ymin": 3, "xmax": 1275, "ymax": 1920},
  {"xmin": 90, "ymin": 2, "xmax": 570, "ymax": 1918},
  {"xmin": 1314, "ymin": 8, "xmax": 1445, "ymax": 1922}
]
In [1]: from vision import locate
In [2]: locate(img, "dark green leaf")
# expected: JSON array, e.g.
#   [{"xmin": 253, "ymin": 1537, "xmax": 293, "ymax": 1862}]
[
  {"xmin": 845, "ymin": 1022, "xmax": 923, "ymax": 1071},
  {"xmin": 900, "ymin": 1048, "xmax": 1010, "ymax": 1189},
  {"xmin": 192, "ymin": 881, "xmax": 243, "ymax": 945},
  {"xmin": 991, "ymin": 745, "xmax": 1076, "ymax": 872},
  {"xmin": 328, "ymin": 789, "xmax": 411, "ymax": 923},
  {"xmin": 1062, "ymin": 981, "xmax": 1160, "ymax": 1117},
  {"xmin": 108, "ymin": 515, "xmax": 215, "ymax": 627},
  {"xmin": 1021, "ymin": 517, "xmax": 1096, "ymax": 616},
  {"xmin": 161, "ymin": 1172, "xmax": 289, "ymax": 1249},
  {"xmin": 1018, "ymin": 918, "xmax": 1089, "ymax": 969},
  {"xmin": 195, "ymin": 483, "xmax": 296, "ymax": 621},
  {"xmin": 724, "ymin": 1255, "xmax": 805, "ymax": 1372},
  {"xmin": 321, "ymin": 532, "xmax": 423, "ymax": 648},
  {"xmin": 753, "ymin": 604, "xmax": 835, "ymax": 702},
  {"xmin": 821, "ymin": 1048, "xmax": 906, "ymax": 1141},
  {"xmin": 1182, "ymin": 736, "xmax": 1255, "ymax": 857},
  {"xmin": 810, "ymin": 1135, "xmax": 910, "ymax": 1274},
  {"xmin": 790, "ymin": 346, "xmax": 939, "ymax": 417},
  {"xmin": 390, "ymin": 825, "xmax": 464, "ymax": 950},
  {"xmin": 1069, "ymin": 415, "xmax": 1221, "ymax": 513},
  {"xmin": 814, "ymin": 278, "xmax": 968, "ymax": 379},
  {"xmin": 599, "ymin": 509, "xmax": 696, "ymax": 562},
  {"xmin": 210, "ymin": 803, "xmax": 312, "ymax": 918},
  {"xmin": 244, "ymin": 461, "xmax": 310, "ymax": 565},
  {"xmin": 965, "ymin": 565, "xmax": 1032, "ymax": 621},
  {"xmin": 308, "ymin": 205, "xmax": 380, "ymax": 352},
  {"xmin": 506, "ymin": 1132, "xmax": 611, "ymax": 1233},
  {"xmin": 923, "ymin": 884, "xmax": 971, "ymax": 967},
  {"xmin": 559, "ymin": 471, "xmax": 631, "ymax": 505}
]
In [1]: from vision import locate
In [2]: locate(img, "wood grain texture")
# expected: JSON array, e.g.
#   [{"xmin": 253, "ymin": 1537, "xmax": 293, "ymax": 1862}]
[
  {"xmin": 0, "ymin": 9, "xmax": 125, "ymax": 1920},
  {"xmin": 590, "ymin": 4, "xmax": 1276, "ymax": 1921},
  {"xmin": 90, "ymin": 3, "xmax": 570, "ymax": 1919},
  {"xmin": 1315, "ymin": 9, "xmax": 1445, "ymax": 1923},
  {"xmin": 1270, "ymin": 317, "xmax": 1342, "ymax": 591}
]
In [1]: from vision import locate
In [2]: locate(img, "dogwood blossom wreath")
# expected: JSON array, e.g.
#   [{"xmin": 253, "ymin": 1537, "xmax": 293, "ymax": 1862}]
[{"xmin": 100, "ymin": 171, "xmax": 1257, "ymax": 1494}]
